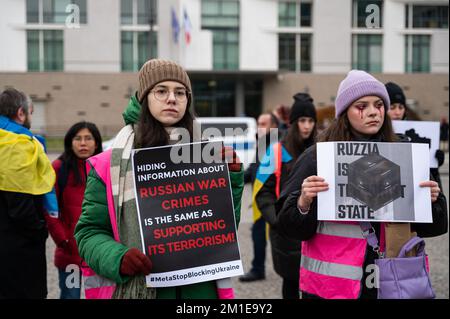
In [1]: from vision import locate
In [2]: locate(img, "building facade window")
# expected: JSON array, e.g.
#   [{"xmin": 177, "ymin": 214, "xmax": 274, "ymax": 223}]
[
  {"xmin": 26, "ymin": 0, "xmax": 87, "ymax": 24},
  {"xmin": 352, "ymin": 34, "xmax": 382, "ymax": 73},
  {"xmin": 121, "ymin": 31, "xmax": 157, "ymax": 71},
  {"xmin": 193, "ymin": 80, "xmax": 236, "ymax": 117},
  {"xmin": 352, "ymin": 0, "xmax": 383, "ymax": 28},
  {"xmin": 120, "ymin": 0, "xmax": 158, "ymax": 71},
  {"xmin": 201, "ymin": 0, "xmax": 239, "ymax": 70},
  {"xmin": 405, "ymin": 5, "xmax": 448, "ymax": 29},
  {"xmin": 405, "ymin": 35, "xmax": 430, "ymax": 73},
  {"xmin": 278, "ymin": 1, "xmax": 312, "ymax": 27},
  {"xmin": 278, "ymin": 33, "xmax": 312, "ymax": 72},
  {"xmin": 27, "ymin": 30, "xmax": 63, "ymax": 71},
  {"xmin": 121, "ymin": 0, "xmax": 157, "ymax": 25}
]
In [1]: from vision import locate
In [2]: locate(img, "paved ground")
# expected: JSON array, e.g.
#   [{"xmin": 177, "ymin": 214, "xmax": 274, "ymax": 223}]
[{"xmin": 45, "ymin": 152, "xmax": 449, "ymax": 299}]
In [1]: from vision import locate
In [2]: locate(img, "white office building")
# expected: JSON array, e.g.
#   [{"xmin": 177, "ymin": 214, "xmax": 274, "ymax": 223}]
[{"xmin": 0, "ymin": 0, "xmax": 448, "ymax": 135}]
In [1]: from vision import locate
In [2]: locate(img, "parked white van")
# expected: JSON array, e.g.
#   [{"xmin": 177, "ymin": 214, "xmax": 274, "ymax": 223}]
[
  {"xmin": 103, "ymin": 117, "xmax": 257, "ymax": 170},
  {"xmin": 197, "ymin": 117, "xmax": 257, "ymax": 170}
]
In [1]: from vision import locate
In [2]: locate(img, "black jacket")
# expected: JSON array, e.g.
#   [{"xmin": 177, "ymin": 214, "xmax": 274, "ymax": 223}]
[
  {"xmin": 276, "ymin": 144, "xmax": 448, "ymax": 299},
  {"xmin": 244, "ymin": 133, "xmax": 275, "ymax": 184},
  {"xmin": 255, "ymin": 153, "xmax": 300, "ymax": 280},
  {"xmin": 0, "ymin": 191, "xmax": 48, "ymax": 299}
]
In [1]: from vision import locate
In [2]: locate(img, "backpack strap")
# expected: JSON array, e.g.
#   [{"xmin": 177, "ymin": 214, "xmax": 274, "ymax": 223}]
[
  {"xmin": 360, "ymin": 222, "xmax": 383, "ymax": 258},
  {"xmin": 274, "ymin": 142, "xmax": 282, "ymax": 199},
  {"xmin": 57, "ymin": 161, "xmax": 69, "ymax": 210}
]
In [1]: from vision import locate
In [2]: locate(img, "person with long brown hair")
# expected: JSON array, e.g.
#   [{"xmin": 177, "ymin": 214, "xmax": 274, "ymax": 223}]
[
  {"xmin": 74, "ymin": 59, "xmax": 244, "ymax": 299},
  {"xmin": 276, "ymin": 70, "xmax": 447, "ymax": 299}
]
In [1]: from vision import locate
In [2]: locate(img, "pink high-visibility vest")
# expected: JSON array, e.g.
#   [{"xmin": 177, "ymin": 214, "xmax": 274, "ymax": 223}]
[
  {"xmin": 300, "ymin": 221, "xmax": 370, "ymax": 299},
  {"xmin": 82, "ymin": 149, "xmax": 234, "ymax": 299}
]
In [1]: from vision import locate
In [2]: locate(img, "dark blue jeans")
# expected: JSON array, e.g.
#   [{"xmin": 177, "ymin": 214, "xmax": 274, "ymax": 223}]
[
  {"xmin": 250, "ymin": 217, "xmax": 267, "ymax": 275},
  {"xmin": 58, "ymin": 267, "xmax": 81, "ymax": 299}
]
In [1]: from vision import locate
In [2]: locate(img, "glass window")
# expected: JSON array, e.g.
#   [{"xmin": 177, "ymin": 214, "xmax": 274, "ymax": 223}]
[
  {"xmin": 27, "ymin": 30, "xmax": 63, "ymax": 71},
  {"xmin": 73, "ymin": 0, "xmax": 87, "ymax": 24},
  {"xmin": 26, "ymin": 0, "xmax": 39, "ymax": 23},
  {"xmin": 405, "ymin": 35, "xmax": 430, "ymax": 73},
  {"xmin": 352, "ymin": 34, "xmax": 382, "ymax": 72},
  {"xmin": 279, "ymin": 2, "xmax": 296, "ymax": 27},
  {"xmin": 244, "ymin": 80, "xmax": 263, "ymax": 119},
  {"xmin": 202, "ymin": 1, "xmax": 219, "ymax": 15},
  {"xmin": 300, "ymin": 33, "xmax": 312, "ymax": 71},
  {"xmin": 300, "ymin": 3, "xmax": 312, "ymax": 27},
  {"xmin": 121, "ymin": 31, "xmax": 134, "ymax": 71},
  {"xmin": 121, "ymin": 31, "xmax": 157, "ymax": 71},
  {"xmin": 137, "ymin": 31, "xmax": 157, "ymax": 68},
  {"xmin": 41, "ymin": 0, "xmax": 86, "ymax": 24},
  {"xmin": 279, "ymin": 34, "xmax": 296, "ymax": 71},
  {"xmin": 279, "ymin": 2, "xmax": 313, "ymax": 27},
  {"xmin": 412, "ymin": 5, "xmax": 448, "ymax": 28},
  {"xmin": 192, "ymin": 80, "xmax": 235, "ymax": 117},
  {"xmin": 27, "ymin": 31, "xmax": 40, "ymax": 71},
  {"xmin": 202, "ymin": 0, "xmax": 239, "ymax": 70},
  {"xmin": 137, "ymin": 0, "xmax": 157, "ymax": 25},
  {"xmin": 279, "ymin": 33, "xmax": 312, "ymax": 72},
  {"xmin": 43, "ymin": 30, "xmax": 63, "ymax": 71},
  {"xmin": 202, "ymin": 0, "xmax": 239, "ymax": 28},
  {"xmin": 222, "ymin": 1, "xmax": 239, "ymax": 15},
  {"xmin": 121, "ymin": 0, "xmax": 133, "ymax": 25},
  {"xmin": 212, "ymin": 30, "xmax": 239, "ymax": 70},
  {"xmin": 353, "ymin": 0, "xmax": 383, "ymax": 28}
]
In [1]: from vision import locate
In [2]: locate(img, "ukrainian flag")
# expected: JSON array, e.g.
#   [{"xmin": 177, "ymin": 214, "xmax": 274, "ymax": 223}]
[
  {"xmin": 252, "ymin": 142, "xmax": 292, "ymax": 223},
  {"xmin": 0, "ymin": 128, "xmax": 55, "ymax": 195}
]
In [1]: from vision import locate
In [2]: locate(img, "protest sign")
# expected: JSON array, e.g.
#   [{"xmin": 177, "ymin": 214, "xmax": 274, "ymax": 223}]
[
  {"xmin": 392, "ymin": 120, "xmax": 440, "ymax": 168},
  {"xmin": 317, "ymin": 141, "xmax": 432, "ymax": 223},
  {"xmin": 131, "ymin": 141, "xmax": 243, "ymax": 287}
]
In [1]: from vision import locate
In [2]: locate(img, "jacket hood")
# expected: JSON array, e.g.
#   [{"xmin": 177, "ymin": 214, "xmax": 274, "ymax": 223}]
[{"xmin": 122, "ymin": 93, "xmax": 142, "ymax": 125}]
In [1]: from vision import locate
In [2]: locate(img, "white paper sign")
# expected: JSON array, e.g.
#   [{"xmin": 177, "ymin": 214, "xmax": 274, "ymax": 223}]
[
  {"xmin": 317, "ymin": 141, "xmax": 432, "ymax": 223},
  {"xmin": 392, "ymin": 120, "xmax": 440, "ymax": 168}
]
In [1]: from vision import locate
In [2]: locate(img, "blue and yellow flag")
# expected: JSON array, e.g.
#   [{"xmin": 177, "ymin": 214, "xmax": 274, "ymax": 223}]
[
  {"xmin": 252, "ymin": 142, "xmax": 292, "ymax": 223},
  {"xmin": 0, "ymin": 128, "xmax": 55, "ymax": 195}
]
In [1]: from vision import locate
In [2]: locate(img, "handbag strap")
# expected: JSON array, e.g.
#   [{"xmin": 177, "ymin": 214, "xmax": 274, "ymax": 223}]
[
  {"xmin": 360, "ymin": 222, "xmax": 383, "ymax": 258},
  {"xmin": 398, "ymin": 236, "xmax": 425, "ymax": 258}
]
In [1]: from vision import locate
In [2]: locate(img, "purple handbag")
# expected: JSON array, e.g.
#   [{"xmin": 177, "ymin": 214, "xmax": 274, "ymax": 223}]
[{"xmin": 361, "ymin": 223, "xmax": 435, "ymax": 299}]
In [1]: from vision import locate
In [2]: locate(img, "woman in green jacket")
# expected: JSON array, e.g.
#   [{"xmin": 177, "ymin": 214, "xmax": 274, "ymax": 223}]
[{"xmin": 74, "ymin": 59, "xmax": 244, "ymax": 299}]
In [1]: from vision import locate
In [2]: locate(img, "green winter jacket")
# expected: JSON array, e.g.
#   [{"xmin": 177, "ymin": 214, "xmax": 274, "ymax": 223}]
[{"xmin": 75, "ymin": 94, "xmax": 244, "ymax": 299}]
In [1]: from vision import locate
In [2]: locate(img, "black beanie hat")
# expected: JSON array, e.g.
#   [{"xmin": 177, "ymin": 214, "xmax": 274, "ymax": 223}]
[
  {"xmin": 289, "ymin": 92, "xmax": 317, "ymax": 124},
  {"xmin": 385, "ymin": 82, "xmax": 406, "ymax": 106}
]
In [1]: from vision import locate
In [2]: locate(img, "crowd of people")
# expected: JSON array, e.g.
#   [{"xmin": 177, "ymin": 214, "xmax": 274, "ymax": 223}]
[{"xmin": 0, "ymin": 58, "xmax": 447, "ymax": 300}]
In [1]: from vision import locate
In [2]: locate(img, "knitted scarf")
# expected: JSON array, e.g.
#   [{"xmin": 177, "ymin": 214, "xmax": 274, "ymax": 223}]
[{"xmin": 110, "ymin": 124, "xmax": 199, "ymax": 299}]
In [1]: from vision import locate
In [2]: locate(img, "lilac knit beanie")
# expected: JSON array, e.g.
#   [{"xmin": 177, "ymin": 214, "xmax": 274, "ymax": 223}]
[{"xmin": 334, "ymin": 70, "xmax": 390, "ymax": 118}]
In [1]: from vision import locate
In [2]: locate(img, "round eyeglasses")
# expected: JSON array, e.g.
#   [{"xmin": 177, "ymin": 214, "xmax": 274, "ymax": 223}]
[{"xmin": 150, "ymin": 88, "xmax": 189, "ymax": 102}]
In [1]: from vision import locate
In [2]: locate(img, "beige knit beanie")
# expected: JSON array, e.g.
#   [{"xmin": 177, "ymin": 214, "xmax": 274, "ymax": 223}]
[{"xmin": 137, "ymin": 59, "xmax": 192, "ymax": 104}]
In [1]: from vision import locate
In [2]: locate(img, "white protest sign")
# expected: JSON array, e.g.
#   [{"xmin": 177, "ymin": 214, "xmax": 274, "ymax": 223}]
[
  {"xmin": 392, "ymin": 120, "xmax": 440, "ymax": 168},
  {"xmin": 317, "ymin": 141, "xmax": 432, "ymax": 223}
]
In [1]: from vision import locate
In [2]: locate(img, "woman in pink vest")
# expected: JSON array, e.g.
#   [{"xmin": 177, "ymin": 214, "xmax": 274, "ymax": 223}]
[
  {"xmin": 276, "ymin": 70, "xmax": 448, "ymax": 299},
  {"xmin": 75, "ymin": 59, "xmax": 244, "ymax": 299}
]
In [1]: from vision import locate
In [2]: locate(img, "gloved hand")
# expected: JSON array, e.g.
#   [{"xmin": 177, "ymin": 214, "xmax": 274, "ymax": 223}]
[
  {"xmin": 221, "ymin": 146, "xmax": 242, "ymax": 172},
  {"xmin": 120, "ymin": 248, "xmax": 152, "ymax": 276},
  {"xmin": 435, "ymin": 149, "xmax": 445, "ymax": 167},
  {"xmin": 57, "ymin": 238, "xmax": 70, "ymax": 250}
]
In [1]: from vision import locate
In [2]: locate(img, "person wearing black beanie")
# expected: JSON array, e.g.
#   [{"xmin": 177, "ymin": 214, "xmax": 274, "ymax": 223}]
[
  {"xmin": 385, "ymin": 81, "xmax": 445, "ymax": 189},
  {"xmin": 385, "ymin": 82, "xmax": 421, "ymax": 121},
  {"xmin": 251, "ymin": 92, "xmax": 317, "ymax": 299},
  {"xmin": 289, "ymin": 93, "xmax": 317, "ymax": 124}
]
